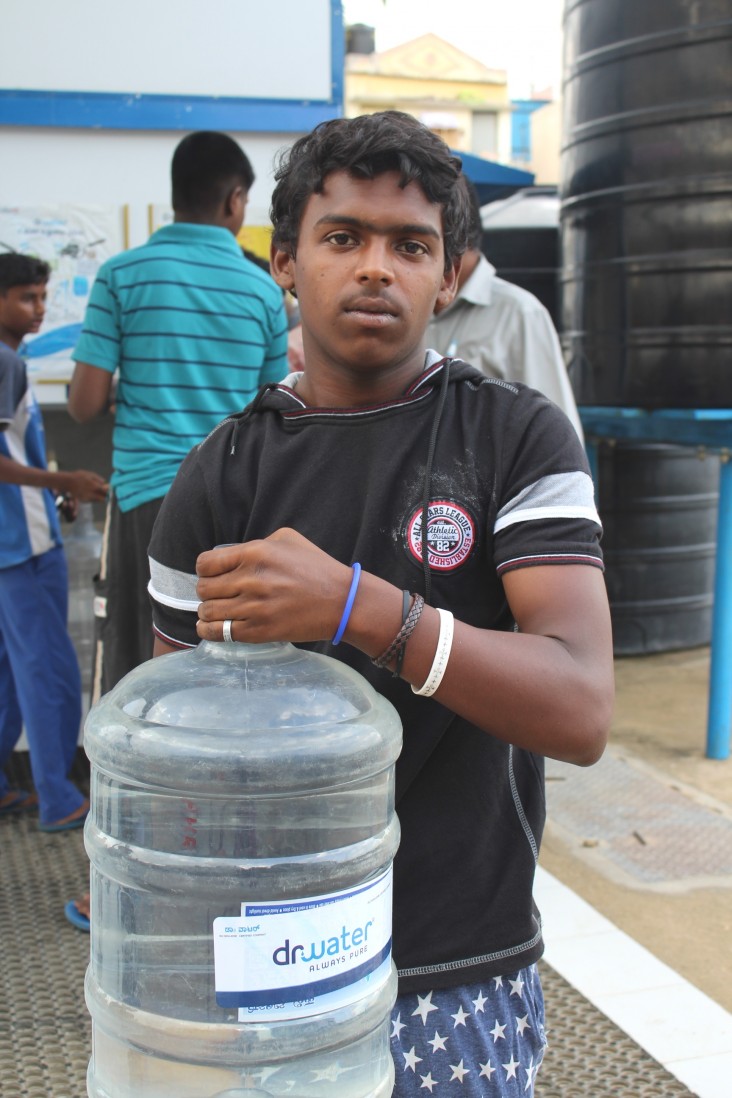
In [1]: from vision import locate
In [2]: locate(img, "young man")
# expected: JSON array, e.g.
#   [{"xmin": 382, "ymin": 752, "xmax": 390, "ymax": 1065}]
[
  {"xmin": 68, "ymin": 130, "xmax": 289, "ymax": 694},
  {"xmin": 0, "ymin": 253, "xmax": 108, "ymax": 830},
  {"xmin": 147, "ymin": 112, "xmax": 614, "ymax": 1095}
]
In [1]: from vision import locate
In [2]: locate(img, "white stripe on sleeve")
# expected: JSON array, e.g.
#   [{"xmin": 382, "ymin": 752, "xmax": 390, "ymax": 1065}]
[{"xmin": 494, "ymin": 471, "xmax": 600, "ymax": 534}]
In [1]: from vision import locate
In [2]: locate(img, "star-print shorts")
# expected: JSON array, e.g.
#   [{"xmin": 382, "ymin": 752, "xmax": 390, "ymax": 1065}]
[{"xmin": 390, "ymin": 965, "xmax": 546, "ymax": 1095}]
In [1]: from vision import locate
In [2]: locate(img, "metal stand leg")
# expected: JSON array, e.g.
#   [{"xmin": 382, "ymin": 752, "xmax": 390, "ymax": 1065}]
[{"xmin": 707, "ymin": 455, "xmax": 732, "ymax": 759}]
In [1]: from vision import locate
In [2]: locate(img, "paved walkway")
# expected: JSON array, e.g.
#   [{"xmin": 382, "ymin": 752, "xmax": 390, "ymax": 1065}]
[{"xmin": 540, "ymin": 645, "xmax": 732, "ymax": 1098}]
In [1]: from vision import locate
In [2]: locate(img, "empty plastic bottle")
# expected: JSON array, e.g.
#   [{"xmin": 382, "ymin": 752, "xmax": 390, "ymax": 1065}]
[{"xmin": 83, "ymin": 639, "xmax": 402, "ymax": 1097}]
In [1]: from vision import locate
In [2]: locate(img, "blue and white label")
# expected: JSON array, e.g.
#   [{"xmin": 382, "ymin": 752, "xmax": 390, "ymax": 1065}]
[{"xmin": 213, "ymin": 867, "xmax": 393, "ymax": 1021}]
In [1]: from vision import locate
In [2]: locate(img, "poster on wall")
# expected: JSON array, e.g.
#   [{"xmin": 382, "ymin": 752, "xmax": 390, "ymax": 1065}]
[{"xmin": 0, "ymin": 204, "xmax": 127, "ymax": 391}]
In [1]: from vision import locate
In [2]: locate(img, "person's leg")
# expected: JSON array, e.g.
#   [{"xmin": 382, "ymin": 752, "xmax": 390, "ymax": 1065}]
[
  {"xmin": 390, "ymin": 966, "xmax": 547, "ymax": 1096},
  {"xmin": 0, "ymin": 625, "xmax": 23, "ymax": 801},
  {"xmin": 101, "ymin": 494, "xmax": 163, "ymax": 694},
  {"xmin": 0, "ymin": 549, "xmax": 85, "ymax": 825},
  {"xmin": 35, "ymin": 545, "xmax": 85, "ymax": 776}
]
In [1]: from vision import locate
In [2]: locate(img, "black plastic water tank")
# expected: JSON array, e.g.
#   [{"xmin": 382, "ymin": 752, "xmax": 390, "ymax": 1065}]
[
  {"xmin": 598, "ymin": 442, "xmax": 720, "ymax": 654},
  {"xmin": 480, "ymin": 187, "xmax": 561, "ymax": 326},
  {"xmin": 346, "ymin": 23, "xmax": 375, "ymax": 55},
  {"xmin": 561, "ymin": 0, "xmax": 732, "ymax": 407}
]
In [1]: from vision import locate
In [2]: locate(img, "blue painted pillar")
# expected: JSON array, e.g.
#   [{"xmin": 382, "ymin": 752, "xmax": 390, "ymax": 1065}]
[{"xmin": 707, "ymin": 455, "xmax": 732, "ymax": 759}]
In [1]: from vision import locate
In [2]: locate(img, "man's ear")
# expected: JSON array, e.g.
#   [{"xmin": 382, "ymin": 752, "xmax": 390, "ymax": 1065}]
[
  {"xmin": 225, "ymin": 185, "xmax": 244, "ymax": 214},
  {"xmin": 224, "ymin": 186, "xmax": 247, "ymax": 231},
  {"xmin": 270, "ymin": 240, "xmax": 296, "ymax": 294},
  {"xmin": 434, "ymin": 256, "xmax": 461, "ymax": 314}
]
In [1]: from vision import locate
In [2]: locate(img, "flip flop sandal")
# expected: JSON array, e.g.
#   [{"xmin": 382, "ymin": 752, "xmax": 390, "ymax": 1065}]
[
  {"xmin": 0, "ymin": 789, "xmax": 37, "ymax": 817},
  {"xmin": 64, "ymin": 900, "xmax": 91, "ymax": 932},
  {"xmin": 38, "ymin": 802, "xmax": 89, "ymax": 833}
]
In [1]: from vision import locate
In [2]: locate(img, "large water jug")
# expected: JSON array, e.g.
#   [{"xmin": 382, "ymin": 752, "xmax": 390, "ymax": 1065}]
[
  {"xmin": 83, "ymin": 639, "xmax": 402, "ymax": 1098},
  {"xmin": 63, "ymin": 501, "xmax": 102, "ymax": 714}
]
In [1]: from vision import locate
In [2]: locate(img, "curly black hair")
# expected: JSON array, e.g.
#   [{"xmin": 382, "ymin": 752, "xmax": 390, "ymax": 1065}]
[{"xmin": 270, "ymin": 111, "xmax": 470, "ymax": 273}]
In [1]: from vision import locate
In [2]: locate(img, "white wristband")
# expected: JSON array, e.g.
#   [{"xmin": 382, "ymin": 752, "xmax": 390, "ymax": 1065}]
[{"xmin": 411, "ymin": 608, "xmax": 454, "ymax": 697}]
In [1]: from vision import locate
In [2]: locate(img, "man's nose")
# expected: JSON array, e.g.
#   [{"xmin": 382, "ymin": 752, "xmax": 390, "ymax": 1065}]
[{"xmin": 356, "ymin": 240, "xmax": 394, "ymax": 284}]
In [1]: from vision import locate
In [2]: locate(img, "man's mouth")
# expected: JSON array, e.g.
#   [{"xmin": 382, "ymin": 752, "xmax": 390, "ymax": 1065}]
[{"xmin": 344, "ymin": 299, "xmax": 398, "ymax": 325}]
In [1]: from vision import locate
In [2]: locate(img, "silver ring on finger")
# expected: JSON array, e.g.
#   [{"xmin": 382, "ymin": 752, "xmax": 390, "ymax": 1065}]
[{"xmin": 222, "ymin": 619, "xmax": 234, "ymax": 643}]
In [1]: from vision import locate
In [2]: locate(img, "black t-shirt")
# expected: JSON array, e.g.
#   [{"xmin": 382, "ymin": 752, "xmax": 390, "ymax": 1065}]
[{"xmin": 148, "ymin": 356, "xmax": 602, "ymax": 991}]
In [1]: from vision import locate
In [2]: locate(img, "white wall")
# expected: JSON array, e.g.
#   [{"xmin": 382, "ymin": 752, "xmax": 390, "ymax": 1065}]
[
  {"xmin": 2, "ymin": 0, "xmax": 332, "ymax": 101},
  {"xmin": 497, "ymin": 110, "xmax": 513, "ymax": 168},
  {"xmin": 0, "ymin": 126, "xmax": 297, "ymax": 246},
  {"xmin": 529, "ymin": 100, "xmax": 561, "ymax": 185}
]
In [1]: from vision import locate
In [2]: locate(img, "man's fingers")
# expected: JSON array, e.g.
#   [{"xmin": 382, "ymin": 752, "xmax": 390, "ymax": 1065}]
[
  {"xmin": 197, "ymin": 595, "xmax": 248, "ymax": 622},
  {"xmin": 197, "ymin": 531, "xmax": 305, "ymax": 579},
  {"xmin": 196, "ymin": 573, "xmax": 249, "ymax": 602},
  {"xmin": 197, "ymin": 616, "xmax": 237, "ymax": 638},
  {"xmin": 196, "ymin": 543, "xmax": 247, "ymax": 576}
]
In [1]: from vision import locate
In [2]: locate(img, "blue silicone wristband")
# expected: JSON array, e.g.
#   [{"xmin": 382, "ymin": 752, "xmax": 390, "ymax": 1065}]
[{"xmin": 332, "ymin": 563, "xmax": 362, "ymax": 645}]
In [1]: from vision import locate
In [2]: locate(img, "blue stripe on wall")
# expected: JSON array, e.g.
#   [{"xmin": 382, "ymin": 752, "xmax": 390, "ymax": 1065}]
[{"xmin": 0, "ymin": 91, "xmax": 344, "ymax": 132}]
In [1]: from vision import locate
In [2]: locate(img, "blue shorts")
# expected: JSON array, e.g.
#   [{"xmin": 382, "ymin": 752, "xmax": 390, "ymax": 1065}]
[{"xmin": 391, "ymin": 965, "xmax": 546, "ymax": 1096}]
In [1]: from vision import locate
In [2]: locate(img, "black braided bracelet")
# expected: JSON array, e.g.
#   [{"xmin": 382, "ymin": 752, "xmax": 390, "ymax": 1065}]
[
  {"xmin": 372, "ymin": 591, "xmax": 412, "ymax": 668},
  {"xmin": 372, "ymin": 593, "xmax": 425, "ymax": 670},
  {"xmin": 393, "ymin": 589, "xmax": 411, "ymax": 679}
]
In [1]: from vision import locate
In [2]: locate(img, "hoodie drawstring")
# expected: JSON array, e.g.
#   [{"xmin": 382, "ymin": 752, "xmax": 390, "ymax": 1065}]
[{"xmin": 420, "ymin": 359, "xmax": 451, "ymax": 605}]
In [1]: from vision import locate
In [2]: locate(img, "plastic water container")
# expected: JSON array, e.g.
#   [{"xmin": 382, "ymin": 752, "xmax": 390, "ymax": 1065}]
[
  {"xmin": 83, "ymin": 639, "xmax": 402, "ymax": 1098},
  {"xmin": 63, "ymin": 501, "xmax": 102, "ymax": 708}
]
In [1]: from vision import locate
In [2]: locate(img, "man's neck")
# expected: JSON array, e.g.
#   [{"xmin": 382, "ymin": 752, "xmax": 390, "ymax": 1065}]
[
  {"xmin": 294, "ymin": 348, "xmax": 429, "ymax": 408},
  {"xmin": 172, "ymin": 213, "xmax": 234, "ymax": 236},
  {"xmin": 0, "ymin": 326, "xmax": 20, "ymax": 351}
]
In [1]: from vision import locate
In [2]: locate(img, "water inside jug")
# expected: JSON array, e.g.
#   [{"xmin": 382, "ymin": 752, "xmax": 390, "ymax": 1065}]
[{"xmin": 83, "ymin": 639, "xmax": 402, "ymax": 1097}]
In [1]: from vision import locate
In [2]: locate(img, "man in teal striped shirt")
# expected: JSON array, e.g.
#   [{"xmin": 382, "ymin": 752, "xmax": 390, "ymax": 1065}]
[{"xmin": 69, "ymin": 131, "xmax": 288, "ymax": 694}]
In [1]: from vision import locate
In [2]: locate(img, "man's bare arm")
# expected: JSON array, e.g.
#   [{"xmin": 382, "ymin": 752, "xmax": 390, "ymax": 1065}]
[
  {"xmin": 0, "ymin": 451, "xmax": 108, "ymax": 501},
  {"xmin": 194, "ymin": 531, "xmax": 614, "ymax": 766},
  {"xmin": 68, "ymin": 362, "xmax": 114, "ymax": 422}
]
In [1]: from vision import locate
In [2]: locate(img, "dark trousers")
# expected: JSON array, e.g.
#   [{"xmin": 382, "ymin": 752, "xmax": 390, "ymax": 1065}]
[{"xmin": 93, "ymin": 493, "xmax": 164, "ymax": 700}]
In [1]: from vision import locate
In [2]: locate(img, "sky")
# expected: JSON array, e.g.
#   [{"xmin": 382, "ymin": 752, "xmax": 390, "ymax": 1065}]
[{"xmin": 342, "ymin": 0, "xmax": 566, "ymax": 98}]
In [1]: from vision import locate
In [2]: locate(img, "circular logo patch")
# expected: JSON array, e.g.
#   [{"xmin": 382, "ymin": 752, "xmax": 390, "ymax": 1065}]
[{"xmin": 405, "ymin": 499, "xmax": 476, "ymax": 571}]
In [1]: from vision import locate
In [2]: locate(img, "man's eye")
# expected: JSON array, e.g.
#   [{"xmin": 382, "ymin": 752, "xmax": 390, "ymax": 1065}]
[
  {"xmin": 327, "ymin": 232, "xmax": 355, "ymax": 246},
  {"xmin": 400, "ymin": 241, "xmax": 428, "ymax": 255}
]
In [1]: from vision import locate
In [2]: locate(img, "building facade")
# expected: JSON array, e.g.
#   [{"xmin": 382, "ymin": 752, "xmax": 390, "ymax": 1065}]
[{"xmin": 345, "ymin": 33, "xmax": 513, "ymax": 165}]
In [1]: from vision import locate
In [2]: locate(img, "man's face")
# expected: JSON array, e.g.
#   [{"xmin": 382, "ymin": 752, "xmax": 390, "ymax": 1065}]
[
  {"xmin": 272, "ymin": 170, "xmax": 458, "ymax": 381},
  {"xmin": 0, "ymin": 282, "xmax": 47, "ymax": 341}
]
